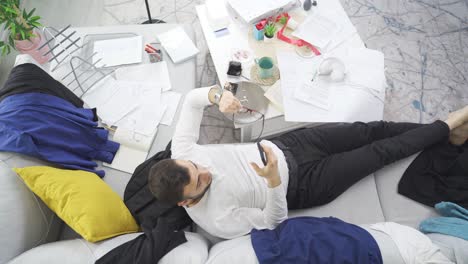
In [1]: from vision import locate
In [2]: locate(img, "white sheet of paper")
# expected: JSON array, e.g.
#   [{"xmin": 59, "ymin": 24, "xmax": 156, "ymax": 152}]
[
  {"xmin": 114, "ymin": 80, "xmax": 165, "ymax": 135},
  {"xmin": 158, "ymin": 27, "xmax": 199, "ymax": 64},
  {"xmin": 97, "ymin": 82, "xmax": 140, "ymax": 125},
  {"xmin": 82, "ymin": 76, "xmax": 139, "ymax": 125},
  {"xmin": 264, "ymin": 81, "xmax": 284, "ymax": 113},
  {"xmin": 277, "ymin": 50, "xmax": 384, "ymax": 123},
  {"xmin": 294, "ymin": 79, "xmax": 331, "ymax": 110},
  {"xmin": 92, "ymin": 36, "xmax": 143, "ymax": 67},
  {"xmin": 160, "ymin": 91, "xmax": 182, "ymax": 126},
  {"xmin": 292, "ymin": 14, "xmax": 340, "ymax": 51},
  {"xmin": 343, "ymin": 48, "xmax": 385, "ymax": 92},
  {"xmin": 82, "ymin": 75, "xmax": 118, "ymax": 108},
  {"xmin": 115, "ymin": 62, "xmax": 172, "ymax": 91}
]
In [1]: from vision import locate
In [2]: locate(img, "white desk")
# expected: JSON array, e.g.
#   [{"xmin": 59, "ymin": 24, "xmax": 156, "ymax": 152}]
[
  {"xmin": 46, "ymin": 24, "xmax": 196, "ymax": 157},
  {"xmin": 196, "ymin": 0, "xmax": 384, "ymax": 142}
]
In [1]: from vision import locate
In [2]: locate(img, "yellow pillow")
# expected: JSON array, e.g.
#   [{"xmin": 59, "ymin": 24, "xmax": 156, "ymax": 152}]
[{"xmin": 14, "ymin": 166, "xmax": 139, "ymax": 242}]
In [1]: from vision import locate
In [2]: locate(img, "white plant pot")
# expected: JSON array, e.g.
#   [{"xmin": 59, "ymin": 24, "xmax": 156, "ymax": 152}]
[{"xmin": 264, "ymin": 35, "xmax": 274, "ymax": 43}]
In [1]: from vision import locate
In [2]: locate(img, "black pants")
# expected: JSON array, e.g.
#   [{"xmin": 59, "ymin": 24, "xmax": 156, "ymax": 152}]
[{"xmin": 270, "ymin": 120, "xmax": 450, "ymax": 209}]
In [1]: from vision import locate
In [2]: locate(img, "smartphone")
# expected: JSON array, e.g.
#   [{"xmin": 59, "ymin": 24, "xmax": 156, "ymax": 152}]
[{"xmin": 257, "ymin": 142, "xmax": 268, "ymax": 166}]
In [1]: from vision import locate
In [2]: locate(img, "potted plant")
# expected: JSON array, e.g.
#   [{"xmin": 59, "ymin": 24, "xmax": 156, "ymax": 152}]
[
  {"xmin": 277, "ymin": 13, "xmax": 298, "ymax": 30},
  {"xmin": 264, "ymin": 22, "xmax": 276, "ymax": 43},
  {"xmin": 0, "ymin": 0, "xmax": 49, "ymax": 63}
]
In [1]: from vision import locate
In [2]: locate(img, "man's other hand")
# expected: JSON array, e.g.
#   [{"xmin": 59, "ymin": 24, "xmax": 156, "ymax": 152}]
[{"xmin": 250, "ymin": 144, "xmax": 282, "ymax": 188}]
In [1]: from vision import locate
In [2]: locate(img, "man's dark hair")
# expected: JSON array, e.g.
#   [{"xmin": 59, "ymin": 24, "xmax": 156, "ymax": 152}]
[{"xmin": 148, "ymin": 159, "xmax": 191, "ymax": 205}]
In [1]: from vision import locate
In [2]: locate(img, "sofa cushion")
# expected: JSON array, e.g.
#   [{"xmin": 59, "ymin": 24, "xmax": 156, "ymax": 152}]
[
  {"xmin": 14, "ymin": 166, "xmax": 139, "ymax": 242},
  {"xmin": 8, "ymin": 232, "xmax": 209, "ymax": 264},
  {"xmin": 0, "ymin": 154, "xmax": 62, "ymax": 263},
  {"xmin": 373, "ymin": 155, "xmax": 439, "ymax": 228},
  {"xmin": 289, "ymin": 175, "xmax": 385, "ymax": 224},
  {"xmin": 205, "ymin": 225, "xmax": 405, "ymax": 264}
]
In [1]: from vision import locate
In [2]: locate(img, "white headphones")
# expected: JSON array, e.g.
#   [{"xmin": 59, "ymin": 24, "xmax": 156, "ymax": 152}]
[{"xmin": 318, "ymin": 57, "xmax": 346, "ymax": 82}]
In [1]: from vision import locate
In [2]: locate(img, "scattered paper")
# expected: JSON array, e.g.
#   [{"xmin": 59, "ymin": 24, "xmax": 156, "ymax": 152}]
[
  {"xmin": 115, "ymin": 62, "xmax": 172, "ymax": 92},
  {"xmin": 264, "ymin": 81, "xmax": 284, "ymax": 113},
  {"xmin": 93, "ymin": 36, "xmax": 143, "ymax": 67},
  {"xmin": 82, "ymin": 76, "xmax": 139, "ymax": 125},
  {"xmin": 158, "ymin": 27, "xmax": 199, "ymax": 64},
  {"xmin": 292, "ymin": 14, "xmax": 340, "ymax": 51},
  {"xmin": 277, "ymin": 50, "xmax": 385, "ymax": 123},
  {"xmin": 160, "ymin": 91, "xmax": 182, "ymax": 126}
]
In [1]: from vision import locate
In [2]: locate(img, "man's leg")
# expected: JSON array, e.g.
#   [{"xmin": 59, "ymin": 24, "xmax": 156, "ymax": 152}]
[{"xmin": 280, "ymin": 121, "xmax": 450, "ymax": 209}]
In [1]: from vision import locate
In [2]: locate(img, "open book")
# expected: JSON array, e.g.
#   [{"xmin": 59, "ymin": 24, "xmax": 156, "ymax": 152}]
[{"xmin": 103, "ymin": 128, "xmax": 156, "ymax": 173}]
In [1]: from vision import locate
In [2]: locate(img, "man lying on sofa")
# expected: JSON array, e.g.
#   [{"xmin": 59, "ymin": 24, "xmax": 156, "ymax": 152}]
[{"xmin": 148, "ymin": 83, "xmax": 468, "ymax": 239}]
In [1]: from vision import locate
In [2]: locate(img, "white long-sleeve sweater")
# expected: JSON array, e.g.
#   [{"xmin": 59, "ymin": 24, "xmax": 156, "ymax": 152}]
[{"xmin": 172, "ymin": 87, "xmax": 289, "ymax": 239}]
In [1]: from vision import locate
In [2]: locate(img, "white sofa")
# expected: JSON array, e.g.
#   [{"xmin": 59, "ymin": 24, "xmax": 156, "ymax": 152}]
[{"xmin": 2, "ymin": 143, "xmax": 442, "ymax": 264}]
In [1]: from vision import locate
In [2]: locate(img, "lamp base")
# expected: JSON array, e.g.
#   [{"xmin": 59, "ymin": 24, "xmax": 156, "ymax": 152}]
[{"xmin": 141, "ymin": 19, "xmax": 165, "ymax": 24}]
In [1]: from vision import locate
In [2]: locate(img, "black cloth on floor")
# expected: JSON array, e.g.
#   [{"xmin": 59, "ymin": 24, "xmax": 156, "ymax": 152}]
[
  {"xmin": 0, "ymin": 63, "xmax": 85, "ymax": 109},
  {"xmin": 398, "ymin": 141, "xmax": 468, "ymax": 209},
  {"xmin": 271, "ymin": 121, "xmax": 449, "ymax": 209},
  {"xmin": 96, "ymin": 142, "xmax": 192, "ymax": 264}
]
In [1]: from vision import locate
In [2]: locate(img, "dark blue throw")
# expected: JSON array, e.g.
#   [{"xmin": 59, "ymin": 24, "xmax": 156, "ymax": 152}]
[
  {"xmin": 251, "ymin": 217, "xmax": 382, "ymax": 264},
  {"xmin": 0, "ymin": 93, "xmax": 119, "ymax": 177}
]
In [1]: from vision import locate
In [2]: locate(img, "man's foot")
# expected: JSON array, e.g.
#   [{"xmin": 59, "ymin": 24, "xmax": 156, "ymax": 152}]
[
  {"xmin": 445, "ymin": 106, "xmax": 468, "ymax": 130},
  {"xmin": 449, "ymin": 122, "xmax": 468, "ymax": 145}
]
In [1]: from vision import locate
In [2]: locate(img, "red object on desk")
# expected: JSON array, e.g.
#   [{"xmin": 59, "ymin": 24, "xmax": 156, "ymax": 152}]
[
  {"xmin": 255, "ymin": 19, "xmax": 267, "ymax": 30},
  {"xmin": 276, "ymin": 13, "xmax": 321, "ymax": 56}
]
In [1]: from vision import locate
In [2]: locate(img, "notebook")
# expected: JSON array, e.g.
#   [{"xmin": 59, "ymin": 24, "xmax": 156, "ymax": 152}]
[
  {"xmin": 103, "ymin": 128, "xmax": 156, "ymax": 174},
  {"xmin": 158, "ymin": 27, "xmax": 199, "ymax": 64}
]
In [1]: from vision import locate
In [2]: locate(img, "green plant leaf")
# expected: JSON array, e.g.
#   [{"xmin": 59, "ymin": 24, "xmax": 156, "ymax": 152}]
[
  {"xmin": 31, "ymin": 22, "xmax": 41, "ymax": 28},
  {"xmin": 10, "ymin": 22, "xmax": 16, "ymax": 35},
  {"xmin": 30, "ymin": 16, "xmax": 40, "ymax": 22},
  {"xmin": 8, "ymin": 36, "xmax": 14, "ymax": 47},
  {"xmin": 27, "ymin": 8, "xmax": 36, "ymax": 19},
  {"xmin": 4, "ymin": 7, "xmax": 17, "ymax": 14},
  {"xmin": 20, "ymin": 30, "xmax": 25, "ymax": 40}
]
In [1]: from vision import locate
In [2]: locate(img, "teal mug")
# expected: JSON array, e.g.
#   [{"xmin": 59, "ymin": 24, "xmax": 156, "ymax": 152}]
[{"xmin": 255, "ymin": 57, "xmax": 274, "ymax": 79}]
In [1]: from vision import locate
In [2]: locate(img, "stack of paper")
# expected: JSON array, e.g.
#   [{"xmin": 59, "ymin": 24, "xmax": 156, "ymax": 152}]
[
  {"xmin": 92, "ymin": 36, "xmax": 143, "ymax": 67},
  {"xmin": 158, "ymin": 27, "xmax": 199, "ymax": 64}
]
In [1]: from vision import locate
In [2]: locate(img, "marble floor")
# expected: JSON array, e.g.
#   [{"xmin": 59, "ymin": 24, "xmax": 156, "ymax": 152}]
[{"xmin": 5, "ymin": 0, "xmax": 468, "ymax": 143}]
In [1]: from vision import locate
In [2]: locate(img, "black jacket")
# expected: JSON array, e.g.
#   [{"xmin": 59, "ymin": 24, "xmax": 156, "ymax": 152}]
[{"xmin": 96, "ymin": 142, "xmax": 193, "ymax": 264}]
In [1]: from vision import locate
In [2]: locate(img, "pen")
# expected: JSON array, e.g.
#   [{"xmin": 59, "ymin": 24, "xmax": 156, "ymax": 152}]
[{"xmin": 145, "ymin": 44, "xmax": 159, "ymax": 53}]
